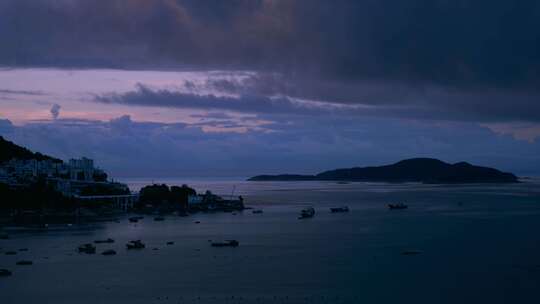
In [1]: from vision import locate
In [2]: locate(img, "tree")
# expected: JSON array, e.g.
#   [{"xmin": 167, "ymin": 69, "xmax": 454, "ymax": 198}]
[{"xmin": 170, "ymin": 184, "xmax": 196, "ymax": 209}]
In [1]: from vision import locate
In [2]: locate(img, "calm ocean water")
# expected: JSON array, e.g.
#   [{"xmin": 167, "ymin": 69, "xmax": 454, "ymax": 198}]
[{"xmin": 1, "ymin": 179, "xmax": 540, "ymax": 304}]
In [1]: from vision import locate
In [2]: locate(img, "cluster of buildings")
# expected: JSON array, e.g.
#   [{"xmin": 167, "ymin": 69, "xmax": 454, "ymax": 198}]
[
  {"xmin": 1, "ymin": 157, "xmax": 244, "ymax": 213},
  {"xmin": 0, "ymin": 157, "xmax": 137, "ymax": 211},
  {"xmin": 0, "ymin": 157, "xmax": 105, "ymax": 186},
  {"xmin": 188, "ymin": 190, "xmax": 244, "ymax": 211}
]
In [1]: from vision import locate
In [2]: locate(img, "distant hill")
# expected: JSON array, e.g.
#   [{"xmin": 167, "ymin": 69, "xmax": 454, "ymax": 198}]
[
  {"xmin": 248, "ymin": 158, "xmax": 518, "ymax": 184},
  {"xmin": 0, "ymin": 136, "xmax": 61, "ymax": 163}
]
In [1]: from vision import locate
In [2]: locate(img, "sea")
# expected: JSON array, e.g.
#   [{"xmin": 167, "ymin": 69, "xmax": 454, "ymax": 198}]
[{"xmin": 1, "ymin": 178, "xmax": 540, "ymax": 304}]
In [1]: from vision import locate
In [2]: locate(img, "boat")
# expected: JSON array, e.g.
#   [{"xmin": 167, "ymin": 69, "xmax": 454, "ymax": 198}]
[
  {"xmin": 154, "ymin": 216, "xmax": 165, "ymax": 221},
  {"xmin": 330, "ymin": 206, "xmax": 349, "ymax": 213},
  {"xmin": 78, "ymin": 244, "xmax": 96, "ymax": 254},
  {"xmin": 0, "ymin": 269, "xmax": 12, "ymax": 277},
  {"xmin": 388, "ymin": 203, "xmax": 408, "ymax": 210},
  {"xmin": 129, "ymin": 217, "xmax": 139, "ymax": 223},
  {"xmin": 166, "ymin": 241, "xmax": 174, "ymax": 245},
  {"xmin": 4, "ymin": 251, "xmax": 17, "ymax": 255},
  {"xmin": 252, "ymin": 209, "xmax": 264, "ymax": 214},
  {"xmin": 101, "ymin": 249, "xmax": 117, "ymax": 256},
  {"xmin": 126, "ymin": 240, "xmax": 145, "ymax": 250},
  {"xmin": 16, "ymin": 260, "xmax": 33, "ymax": 266},
  {"xmin": 401, "ymin": 250, "xmax": 422, "ymax": 255},
  {"xmin": 298, "ymin": 207, "xmax": 315, "ymax": 219},
  {"xmin": 211, "ymin": 240, "xmax": 239, "ymax": 247},
  {"xmin": 94, "ymin": 238, "xmax": 115, "ymax": 244}
]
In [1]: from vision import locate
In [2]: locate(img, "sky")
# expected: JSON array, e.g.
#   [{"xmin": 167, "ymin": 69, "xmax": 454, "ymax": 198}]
[{"xmin": 1, "ymin": 0, "xmax": 540, "ymax": 178}]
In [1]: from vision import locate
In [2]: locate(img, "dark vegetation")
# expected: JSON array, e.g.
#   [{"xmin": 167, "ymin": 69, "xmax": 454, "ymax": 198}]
[
  {"xmin": 79, "ymin": 183, "xmax": 129, "ymax": 196},
  {"xmin": 0, "ymin": 136, "xmax": 61, "ymax": 163},
  {"xmin": 0, "ymin": 179, "xmax": 73, "ymax": 212},
  {"xmin": 249, "ymin": 158, "xmax": 518, "ymax": 183},
  {"xmin": 137, "ymin": 184, "xmax": 196, "ymax": 210}
]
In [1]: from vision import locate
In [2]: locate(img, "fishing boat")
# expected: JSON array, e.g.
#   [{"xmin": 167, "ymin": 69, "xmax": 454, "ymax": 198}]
[
  {"xmin": 126, "ymin": 240, "xmax": 145, "ymax": 249},
  {"xmin": 78, "ymin": 244, "xmax": 96, "ymax": 254},
  {"xmin": 211, "ymin": 240, "xmax": 239, "ymax": 247},
  {"xmin": 252, "ymin": 209, "xmax": 264, "ymax": 214},
  {"xmin": 298, "ymin": 207, "xmax": 315, "ymax": 219},
  {"xmin": 388, "ymin": 203, "xmax": 408, "ymax": 210},
  {"xmin": 330, "ymin": 206, "xmax": 350, "ymax": 213},
  {"xmin": 16, "ymin": 260, "xmax": 33, "ymax": 266},
  {"xmin": 94, "ymin": 238, "xmax": 114, "ymax": 244},
  {"xmin": 101, "ymin": 249, "xmax": 117, "ymax": 256}
]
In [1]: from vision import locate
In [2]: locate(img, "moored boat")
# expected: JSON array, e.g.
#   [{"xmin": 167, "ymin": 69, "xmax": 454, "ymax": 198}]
[
  {"xmin": 0, "ymin": 269, "xmax": 12, "ymax": 277},
  {"xmin": 126, "ymin": 240, "xmax": 145, "ymax": 249},
  {"xmin": 94, "ymin": 238, "xmax": 115, "ymax": 244},
  {"xmin": 211, "ymin": 240, "xmax": 239, "ymax": 247},
  {"xmin": 388, "ymin": 203, "xmax": 408, "ymax": 210},
  {"xmin": 101, "ymin": 249, "xmax": 117, "ymax": 256},
  {"xmin": 330, "ymin": 206, "xmax": 349, "ymax": 213},
  {"xmin": 78, "ymin": 244, "xmax": 96, "ymax": 254},
  {"xmin": 298, "ymin": 207, "xmax": 315, "ymax": 219}
]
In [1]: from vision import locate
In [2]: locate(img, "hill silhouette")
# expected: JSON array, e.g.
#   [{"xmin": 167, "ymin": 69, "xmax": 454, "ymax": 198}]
[
  {"xmin": 0, "ymin": 136, "xmax": 61, "ymax": 163},
  {"xmin": 249, "ymin": 158, "xmax": 518, "ymax": 184}
]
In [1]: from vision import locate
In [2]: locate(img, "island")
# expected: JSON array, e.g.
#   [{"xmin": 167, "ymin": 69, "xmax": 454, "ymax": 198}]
[{"xmin": 248, "ymin": 158, "xmax": 518, "ymax": 184}]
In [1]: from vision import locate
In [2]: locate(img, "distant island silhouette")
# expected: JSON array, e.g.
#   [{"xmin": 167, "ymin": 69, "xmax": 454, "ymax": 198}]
[{"xmin": 248, "ymin": 158, "xmax": 518, "ymax": 184}]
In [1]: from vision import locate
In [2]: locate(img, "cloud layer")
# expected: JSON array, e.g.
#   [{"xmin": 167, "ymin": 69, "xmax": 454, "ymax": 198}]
[{"xmin": 1, "ymin": 114, "xmax": 540, "ymax": 177}]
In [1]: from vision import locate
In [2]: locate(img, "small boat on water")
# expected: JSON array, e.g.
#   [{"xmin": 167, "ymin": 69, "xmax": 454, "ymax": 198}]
[
  {"xmin": 211, "ymin": 240, "xmax": 239, "ymax": 247},
  {"xmin": 129, "ymin": 217, "xmax": 139, "ymax": 223},
  {"xmin": 94, "ymin": 238, "xmax": 115, "ymax": 244},
  {"xmin": 388, "ymin": 203, "xmax": 408, "ymax": 210},
  {"xmin": 16, "ymin": 260, "xmax": 33, "ymax": 266},
  {"xmin": 78, "ymin": 244, "xmax": 96, "ymax": 254},
  {"xmin": 298, "ymin": 207, "xmax": 315, "ymax": 219},
  {"xmin": 4, "ymin": 251, "xmax": 17, "ymax": 255},
  {"xmin": 0, "ymin": 269, "xmax": 12, "ymax": 277},
  {"xmin": 101, "ymin": 249, "xmax": 116, "ymax": 256},
  {"xmin": 252, "ymin": 209, "xmax": 264, "ymax": 214},
  {"xmin": 154, "ymin": 216, "xmax": 165, "ymax": 221},
  {"xmin": 401, "ymin": 250, "xmax": 422, "ymax": 255},
  {"xmin": 330, "ymin": 206, "xmax": 350, "ymax": 213},
  {"xmin": 126, "ymin": 240, "xmax": 145, "ymax": 250}
]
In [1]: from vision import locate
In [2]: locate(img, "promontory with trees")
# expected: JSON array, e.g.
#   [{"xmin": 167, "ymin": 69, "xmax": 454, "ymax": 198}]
[{"xmin": 0, "ymin": 136, "xmax": 244, "ymax": 226}]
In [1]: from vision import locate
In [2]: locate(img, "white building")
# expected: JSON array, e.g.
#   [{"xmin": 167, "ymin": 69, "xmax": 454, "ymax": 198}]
[{"xmin": 69, "ymin": 157, "xmax": 95, "ymax": 181}]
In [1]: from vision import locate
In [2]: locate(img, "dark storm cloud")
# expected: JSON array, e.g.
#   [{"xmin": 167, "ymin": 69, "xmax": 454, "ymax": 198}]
[{"xmin": 1, "ymin": 0, "xmax": 539, "ymax": 88}]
